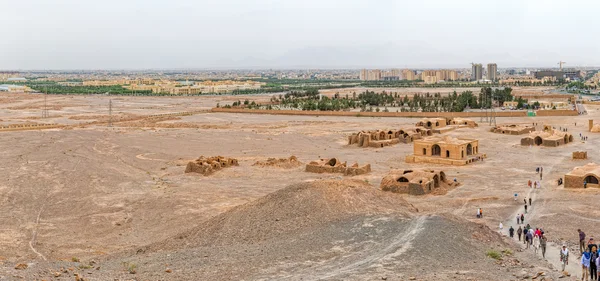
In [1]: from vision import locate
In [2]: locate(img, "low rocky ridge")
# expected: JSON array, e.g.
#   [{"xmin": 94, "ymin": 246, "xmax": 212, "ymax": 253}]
[{"xmin": 3, "ymin": 180, "xmax": 561, "ymax": 280}]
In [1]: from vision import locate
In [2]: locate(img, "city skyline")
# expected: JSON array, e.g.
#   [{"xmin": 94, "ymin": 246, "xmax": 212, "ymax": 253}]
[{"xmin": 3, "ymin": 0, "xmax": 600, "ymax": 69}]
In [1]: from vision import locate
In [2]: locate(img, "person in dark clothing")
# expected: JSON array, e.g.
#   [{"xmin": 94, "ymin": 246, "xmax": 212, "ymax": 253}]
[
  {"xmin": 591, "ymin": 245, "xmax": 599, "ymax": 280},
  {"xmin": 524, "ymin": 198, "xmax": 527, "ymax": 205},
  {"xmin": 588, "ymin": 238, "xmax": 597, "ymax": 252},
  {"xmin": 521, "ymin": 214, "xmax": 525, "ymax": 224},
  {"xmin": 517, "ymin": 226, "xmax": 523, "ymax": 241},
  {"xmin": 580, "ymin": 229, "xmax": 587, "ymax": 254},
  {"xmin": 509, "ymin": 226, "xmax": 515, "ymax": 238},
  {"xmin": 524, "ymin": 204, "xmax": 528, "ymax": 213},
  {"xmin": 529, "ymin": 198, "xmax": 532, "ymax": 206}
]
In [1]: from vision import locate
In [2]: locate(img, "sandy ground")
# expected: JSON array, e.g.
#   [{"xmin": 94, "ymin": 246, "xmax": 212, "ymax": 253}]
[{"xmin": 0, "ymin": 91, "xmax": 595, "ymax": 279}]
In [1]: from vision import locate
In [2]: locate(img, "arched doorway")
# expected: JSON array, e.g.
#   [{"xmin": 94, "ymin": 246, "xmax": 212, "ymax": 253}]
[
  {"xmin": 446, "ymin": 150, "xmax": 450, "ymax": 158},
  {"xmin": 433, "ymin": 174, "xmax": 440, "ymax": 187},
  {"xmin": 534, "ymin": 136, "xmax": 543, "ymax": 146},
  {"xmin": 569, "ymin": 135, "xmax": 574, "ymax": 142},
  {"xmin": 564, "ymin": 135, "xmax": 569, "ymax": 144},
  {"xmin": 461, "ymin": 151, "xmax": 464, "ymax": 158},
  {"xmin": 431, "ymin": 144, "xmax": 441, "ymax": 156},
  {"xmin": 423, "ymin": 148, "xmax": 427, "ymax": 155},
  {"xmin": 585, "ymin": 175, "xmax": 599, "ymax": 184},
  {"xmin": 426, "ymin": 121, "xmax": 432, "ymax": 128},
  {"xmin": 397, "ymin": 177, "xmax": 409, "ymax": 183},
  {"xmin": 327, "ymin": 158, "xmax": 337, "ymax": 166},
  {"xmin": 466, "ymin": 144, "xmax": 473, "ymax": 155}
]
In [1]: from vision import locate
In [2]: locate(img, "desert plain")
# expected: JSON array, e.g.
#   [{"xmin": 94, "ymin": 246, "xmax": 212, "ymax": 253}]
[{"xmin": 0, "ymin": 91, "xmax": 598, "ymax": 280}]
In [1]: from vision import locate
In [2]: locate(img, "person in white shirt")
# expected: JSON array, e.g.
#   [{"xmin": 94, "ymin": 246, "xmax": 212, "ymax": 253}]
[{"xmin": 560, "ymin": 244, "xmax": 569, "ymax": 271}]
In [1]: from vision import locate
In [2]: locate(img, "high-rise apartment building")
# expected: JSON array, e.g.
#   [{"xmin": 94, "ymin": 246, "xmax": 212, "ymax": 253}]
[
  {"xmin": 471, "ymin": 63, "xmax": 483, "ymax": 81},
  {"xmin": 487, "ymin": 63, "xmax": 497, "ymax": 81},
  {"xmin": 402, "ymin": 69, "xmax": 416, "ymax": 81}
]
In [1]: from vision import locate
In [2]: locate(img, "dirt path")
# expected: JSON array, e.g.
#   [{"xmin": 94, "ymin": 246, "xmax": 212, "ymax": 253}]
[{"xmin": 502, "ymin": 168, "xmax": 579, "ymax": 278}]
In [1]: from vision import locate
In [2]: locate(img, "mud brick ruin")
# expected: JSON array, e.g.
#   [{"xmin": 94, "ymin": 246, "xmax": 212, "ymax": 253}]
[
  {"xmin": 305, "ymin": 158, "xmax": 371, "ymax": 176},
  {"xmin": 380, "ymin": 169, "xmax": 457, "ymax": 195},
  {"xmin": 565, "ymin": 163, "xmax": 600, "ymax": 188},
  {"xmin": 590, "ymin": 120, "xmax": 600, "ymax": 132},
  {"xmin": 185, "ymin": 156, "xmax": 239, "ymax": 175},
  {"xmin": 416, "ymin": 117, "xmax": 477, "ymax": 133},
  {"xmin": 252, "ymin": 156, "xmax": 302, "ymax": 168},
  {"xmin": 405, "ymin": 135, "xmax": 486, "ymax": 165},
  {"xmin": 520, "ymin": 128, "xmax": 574, "ymax": 147},
  {"xmin": 348, "ymin": 127, "xmax": 432, "ymax": 147},
  {"xmin": 490, "ymin": 124, "xmax": 536, "ymax": 135},
  {"xmin": 448, "ymin": 118, "xmax": 478, "ymax": 128},
  {"xmin": 573, "ymin": 151, "xmax": 588, "ymax": 160}
]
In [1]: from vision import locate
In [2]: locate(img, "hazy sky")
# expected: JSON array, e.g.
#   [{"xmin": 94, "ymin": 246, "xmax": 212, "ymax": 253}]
[{"xmin": 3, "ymin": 0, "xmax": 600, "ymax": 69}]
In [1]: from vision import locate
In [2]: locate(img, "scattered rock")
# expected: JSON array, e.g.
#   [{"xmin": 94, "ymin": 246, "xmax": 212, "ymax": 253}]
[
  {"xmin": 409, "ymin": 277, "xmax": 416, "ymax": 280},
  {"xmin": 14, "ymin": 263, "xmax": 27, "ymax": 270},
  {"xmin": 165, "ymin": 268, "xmax": 172, "ymax": 273}
]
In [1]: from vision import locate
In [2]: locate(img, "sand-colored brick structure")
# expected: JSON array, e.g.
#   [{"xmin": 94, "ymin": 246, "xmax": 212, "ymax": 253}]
[
  {"xmin": 520, "ymin": 129, "xmax": 574, "ymax": 147},
  {"xmin": 573, "ymin": 151, "xmax": 588, "ymax": 160},
  {"xmin": 448, "ymin": 118, "xmax": 478, "ymax": 128},
  {"xmin": 305, "ymin": 158, "xmax": 371, "ymax": 176},
  {"xmin": 565, "ymin": 163, "xmax": 600, "ymax": 188},
  {"xmin": 185, "ymin": 156, "xmax": 239, "ymax": 175},
  {"xmin": 348, "ymin": 127, "xmax": 432, "ymax": 147},
  {"xmin": 380, "ymin": 169, "xmax": 458, "ymax": 195},
  {"xmin": 490, "ymin": 124, "xmax": 536, "ymax": 135},
  {"xmin": 590, "ymin": 120, "xmax": 600, "ymax": 133},
  {"xmin": 416, "ymin": 118, "xmax": 447, "ymax": 130},
  {"xmin": 405, "ymin": 136, "xmax": 486, "ymax": 165}
]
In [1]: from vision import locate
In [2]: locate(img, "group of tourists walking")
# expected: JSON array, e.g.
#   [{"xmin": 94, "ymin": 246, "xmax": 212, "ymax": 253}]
[
  {"xmin": 509, "ymin": 225, "xmax": 548, "ymax": 258},
  {"xmin": 578, "ymin": 229, "xmax": 600, "ymax": 281}
]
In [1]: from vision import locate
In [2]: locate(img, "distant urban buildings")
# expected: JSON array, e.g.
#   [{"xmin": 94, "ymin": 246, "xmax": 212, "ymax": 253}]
[
  {"xmin": 420, "ymin": 69, "xmax": 458, "ymax": 84},
  {"xmin": 359, "ymin": 69, "xmax": 402, "ymax": 81},
  {"xmin": 486, "ymin": 63, "xmax": 497, "ymax": 81},
  {"xmin": 533, "ymin": 70, "xmax": 582, "ymax": 80},
  {"xmin": 471, "ymin": 63, "xmax": 483, "ymax": 81}
]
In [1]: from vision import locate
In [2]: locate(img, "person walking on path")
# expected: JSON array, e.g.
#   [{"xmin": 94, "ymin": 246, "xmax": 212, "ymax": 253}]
[
  {"xmin": 526, "ymin": 230, "xmax": 533, "ymax": 249},
  {"xmin": 476, "ymin": 208, "xmax": 481, "ymax": 218},
  {"xmin": 589, "ymin": 238, "xmax": 597, "ymax": 253},
  {"xmin": 521, "ymin": 214, "xmax": 525, "ymax": 224},
  {"xmin": 583, "ymin": 248, "xmax": 591, "ymax": 281},
  {"xmin": 499, "ymin": 222, "xmax": 503, "ymax": 232},
  {"xmin": 529, "ymin": 198, "xmax": 532, "ymax": 206},
  {"xmin": 509, "ymin": 226, "xmax": 514, "ymax": 238},
  {"xmin": 517, "ymin": 215, "xmax": 520, "ymax": 224},
  {"xmin": 540, "ymin": 172, "xmax": 543, "ymax": 180},
  {"xmin": 541, "ymin": 235, "xmax": 547, "ymax": 258},
  {"xmin": 580, "ymin": 229, "xmax": 587, "ymax": 254},
  {"xmin": 517, "ymin": 226, "xmax": 523, "ymax": 241},
  {"xmin": 533, "ymin": 234, "xmax": 541, "ymax": 254},
  {"xmin": 561, "ymin": 244, "xmax": 570, "ymax": 271},
  {"xmin": 591, "ymin": 245, "xmax": 598, "ymax": 280},
  {"xmin": 524, "ymin": 204, "xmax": 528, "ymax": 213},
  {"xmin": 524, "ymin": 198, "xmax": 527, "ymax": 205},
  {"xmin": 479, "ymin": 208, "xmax": 483, "ymax": 218},
  {"xmin": 528, "ymin": 180, "xmax": 532, "ymax": 188}
]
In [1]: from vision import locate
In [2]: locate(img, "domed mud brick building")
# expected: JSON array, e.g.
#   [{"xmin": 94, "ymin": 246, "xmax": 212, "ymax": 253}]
[
  {"xmin": 348, "ymin": 127, "xmax": 432, "ymax": 147},
  {"xmin": 490, "ymin": 124, "xmax": 536, "ymax": 135},
  {"xmin": 573, "ymin": 151, "xmax": 588, "ymax": 160},
  {"xmin": 380, "ymin": 169, "xmax": 458, "ymax": 195},
  {"xmin": 565, "ymin": 163, "xmax": 600, "ymax": 188},
  {"xmin": 416, "ymin": 118, "xmax": 447, "ymax": 130},
  {"xmin": 520, "ymin": 129, "xmax": 574, "ymax": 147},
  {"xmin": 405, "ymin": 136, "xmax": 486, "ymax": 165}
]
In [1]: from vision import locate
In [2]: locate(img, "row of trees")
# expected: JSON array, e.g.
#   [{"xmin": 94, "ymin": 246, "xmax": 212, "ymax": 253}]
[{"xmin": 228, "ymin": 87, "xmax": 518, "ymax": 112}]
